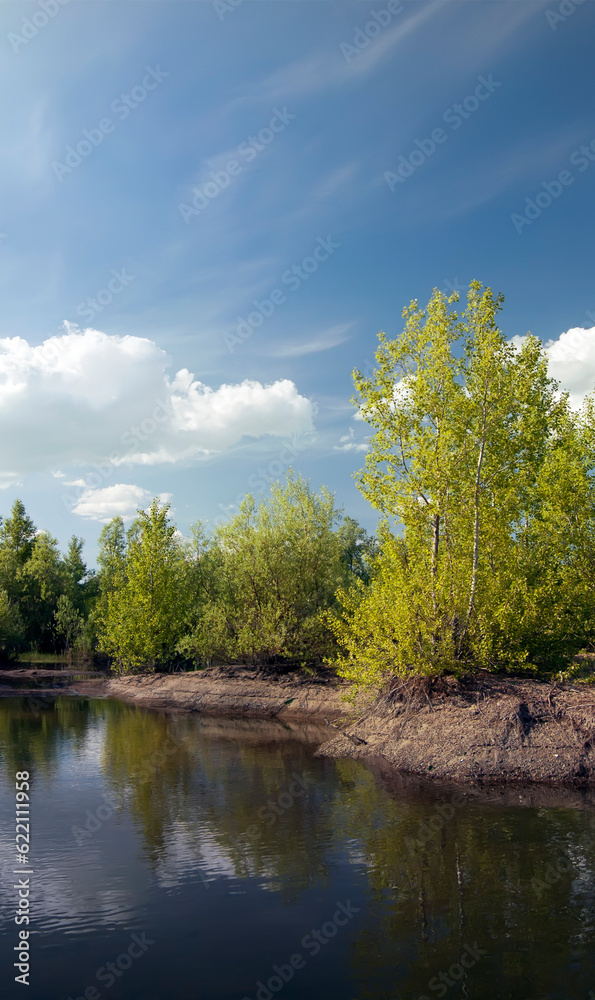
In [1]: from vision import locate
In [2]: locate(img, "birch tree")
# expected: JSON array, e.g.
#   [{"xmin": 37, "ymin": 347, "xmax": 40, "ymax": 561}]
[{"xmin": 330, "ymin": 281, "xmax": 594, "ymax": 685}]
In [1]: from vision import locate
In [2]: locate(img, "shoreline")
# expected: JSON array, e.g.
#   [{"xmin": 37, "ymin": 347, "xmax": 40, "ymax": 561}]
[
  {"xmin": 3, "ymin": 666, "xmax": 595, "ymax": 787},
  {"xmin": 315, "ymin": 671, "xmax": 595, "ymax": 787}
]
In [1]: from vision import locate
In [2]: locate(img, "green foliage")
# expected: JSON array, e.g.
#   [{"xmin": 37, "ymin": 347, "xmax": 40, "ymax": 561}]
[
  {"xmin": 0, "ymin": 499, "xmax": 95, "ymax": 656},
  {"xmin": 54, "ymin": 595, "xmax": 84, "ymax": 652},
  {"xmin": 0, "ymin": 589, "xmax": 25, "ymax": 658},
  {"xmin": 0, "ymin": 499, "xmax": 36, "ymax": 565},
  {"xmin": 329, "ymin": 281, "xmax": 595, "ymax": 690},
  {"xmin": 7, "ymin": 280, "xmax": 592, "ymax": 685},
  {"xmin": 178, "ymin": 472, "xmax": 373, "ymax": 668},
  {"xmin": 97, "ymin": 500, "xmax": 190, "ymax": 674}
]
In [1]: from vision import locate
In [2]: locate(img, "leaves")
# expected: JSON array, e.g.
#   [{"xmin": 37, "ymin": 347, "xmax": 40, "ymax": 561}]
[
  {"xmin": 97, "ymin": 500, "xmax": 189, "ymax": 673},
  {"xmin": 331, "ymin": 282, "xmax": 595, "ymax": 689}
]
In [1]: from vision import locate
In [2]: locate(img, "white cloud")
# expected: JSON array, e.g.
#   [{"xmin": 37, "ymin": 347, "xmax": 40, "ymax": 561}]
[
  {"xmin": 512, "ymin": 326, "xmax": 595, "ymax": 410},
  {"xmin": 544, "ymin": 326, "xmax": 595, "ymax": 410},
  {"xmin": 0, "ymin": 327, "xmax": 315, "ymax": 486},
  {"xmin": 353, "ymin": 375, "xmax": 412, "ymax": 421},
  {"xmin": 269, "ymin": 323, "xmax": 353, "ymax": 359},
  {"xmin": 334, "ymin": 428, "xmax": 368, "ymax": 454},
  {"xmin": 72, "ymin": 484, "xmax": 173, "ymax": 522},
  {"xmin": 226, "ymin": 2, "xmax": 442, "ymax": 110}
]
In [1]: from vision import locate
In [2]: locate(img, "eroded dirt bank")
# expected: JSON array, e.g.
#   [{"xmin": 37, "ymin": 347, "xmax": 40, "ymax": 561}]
[
  {"xmin": 6, "ymin": 665, "xmax": 595, "ymax": 786},
  {"xmin": 316, "ymin": 672, "xmax": 595, "ymax": 785},
  {"xmin": 105, "ymin": 665, "xmax": 348, "ymax": 721},
  {"xmin": 0, "ymin": 668, "xmax": 106, "ymax": 698}
]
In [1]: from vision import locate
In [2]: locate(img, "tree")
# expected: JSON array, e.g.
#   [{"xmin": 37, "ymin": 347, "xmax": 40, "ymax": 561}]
[
  {"xmin": 179, "ymin": 472, "xmax": 370, "ymax": 668},
  {"xmin": 97, "ymin": 500, "xmax": 189, "ymax": 673},
  {"xmin": 20, "ymin": 532, "xmax": 64, "ymax": 651},
  {"xmin": 0, "ymin": 499, "xmax": 36, "ymax": 564},
  {"xmin": 0, "ymin": 499, "xmax": 37, "ymax": 606},
  {"xmin": 329, "ymin": 282, "xmax": 595, "ymax": 688},
  {"xmin": 97, "ymin": 517, "xmax": 126, "ymax": 592},
  {"xmin": 0, "ymin": 589, "xmax": 25, "ymax": 658},
  {"xmin": 54, "ymin": 594, "xmax": 84, "ymax": 653},
  {"xmin": 61, "ymin": 536, "xmax": 93, "ymax": 610},
  {"xmin": 338, "ymin": 516, "xmax": 378, "ymax": 585}
]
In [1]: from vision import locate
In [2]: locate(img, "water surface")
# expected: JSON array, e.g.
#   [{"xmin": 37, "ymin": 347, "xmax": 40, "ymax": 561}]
[{"xmin": 1, "ymin": 696, "xmax": 595, "ymax": 1000}]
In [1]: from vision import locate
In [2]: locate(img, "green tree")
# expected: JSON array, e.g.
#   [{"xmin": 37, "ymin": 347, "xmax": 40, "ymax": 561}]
[
  {"xmin": 54, "ymin": 594, "xmax": 84, "ymax": 652},
  {"xmin": 97, "ymin": 517, "xmax": 127, "ymax": 592},
  {"xmin": 0, "ymin": 589, "xmax": 25, "ymax": 658},
  {"xmin": 61, "ymin": 536, "xmax": 93, "ymax": 610},
  {"xmin": 20, "ymin": 532, "xmax": 64, "ymax": 651},
  {"xmin": 98, "ymin": 500, "xmax": 189, "ymax": 673},
  {"xmin": 179, "ymin": 472, "xmax": 368, "ymax": 668},
  {"xmin": 0, "ymin": 499, "xmax": 36, "ymax": 564},
  {"xmin": 329, "ymin": 282, "xmax": 595, "ymax": 688},
  {"xmin": 0, "ymin": 499, "xmax": 37, "ymax": 605}
]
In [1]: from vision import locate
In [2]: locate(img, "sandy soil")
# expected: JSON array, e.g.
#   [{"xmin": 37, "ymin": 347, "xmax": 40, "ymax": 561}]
[
  {"xmin": 316, "ymin": 672, "xmax": 595, "ymax": 786},
  {"xmin": 105, "ymin": 665, "xmax": 348, "ymax": 721}
]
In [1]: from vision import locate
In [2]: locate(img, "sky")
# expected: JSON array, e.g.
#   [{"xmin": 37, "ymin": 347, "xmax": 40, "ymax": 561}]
[{"xmin": 0, "ymin": 0, "xmax": 594, "ymax": 563}]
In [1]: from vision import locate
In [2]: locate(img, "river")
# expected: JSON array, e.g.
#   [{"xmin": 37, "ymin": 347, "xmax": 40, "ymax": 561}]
[{"xmin": 1, "ymin": 695, "xmax": 595, "ymax": 999}]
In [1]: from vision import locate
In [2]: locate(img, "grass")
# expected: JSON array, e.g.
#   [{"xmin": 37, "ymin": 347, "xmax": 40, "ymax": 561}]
[{"xmin": 17, "ymin": 652, "xmax": 69, "ymax": 663}]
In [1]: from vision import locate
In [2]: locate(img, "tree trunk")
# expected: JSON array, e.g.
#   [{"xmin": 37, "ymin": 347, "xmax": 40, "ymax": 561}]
[
  {"xmin": 466, "ymin": 429, "xmax": 486, "ymax": 626},
  {"xmin": 430, "ymin": 513, "xmax": 440, "ymax": 651}
]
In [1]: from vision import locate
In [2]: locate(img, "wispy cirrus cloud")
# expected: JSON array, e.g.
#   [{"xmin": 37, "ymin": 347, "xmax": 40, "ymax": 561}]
[
  {"xmin": 224, "ymin": 2, "xmax": 442, "ymax": 112},
  {"xmin": 269, "ymin": 322, "xmax": 353, "ymax": 359},
  {"xmin": 334, "ymin": 426, "xmax": 368, "ymax": 453}
]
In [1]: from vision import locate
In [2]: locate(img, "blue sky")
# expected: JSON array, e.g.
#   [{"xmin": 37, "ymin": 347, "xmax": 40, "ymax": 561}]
[{"xmin": 1, "ymin": 0, "xmax": 594, "ymax": 562}]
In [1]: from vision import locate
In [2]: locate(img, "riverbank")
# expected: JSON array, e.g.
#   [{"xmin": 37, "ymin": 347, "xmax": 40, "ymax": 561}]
[
  {"xmin": 105, "ymin": 665, "xmax": 347, "ymax": 720},
  {"xmin": 315, "ymin": 671, "xmax": 595, "ymax": 786},
  {"xmin": 0, "ymin": 665, "xmax": 347, "ymax": 720},
  {"xmin": 4, "ymin": 665, "xmax": 595, "ymax": 786}
]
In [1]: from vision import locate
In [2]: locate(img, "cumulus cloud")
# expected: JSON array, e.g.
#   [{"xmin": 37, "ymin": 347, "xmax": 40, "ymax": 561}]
[
  {"xmin": 353, "ymin": 375, "xmax": 412, "ymax": 421},
  {"xmin": 511, "ymin": 326, "xmax": 595, "ymax": 410},
  {"xmin": 72, "ymin": 484, "xmax": 173, "ymax": 522},
  {"xmin": 0, "ymin": 326, "xmax": 315, "ymax": 486},
  {"xmin": 543, "ymin": 326, "xmax": 595, "ymax": 410}
]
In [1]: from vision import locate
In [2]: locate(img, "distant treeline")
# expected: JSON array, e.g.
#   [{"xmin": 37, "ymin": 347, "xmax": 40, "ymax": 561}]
[
  {"xmin": 2, "ymin": 282, "xmax": 595, "ymax": 687},
  {"xmin": 0, "ymin": 476, "xmax": 376, "ymax": 674}
]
